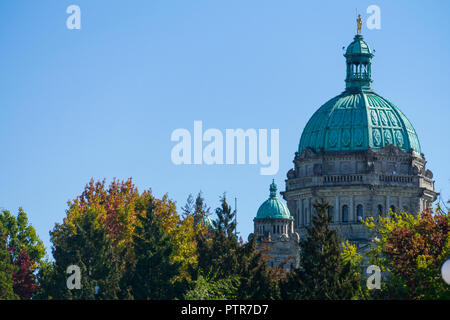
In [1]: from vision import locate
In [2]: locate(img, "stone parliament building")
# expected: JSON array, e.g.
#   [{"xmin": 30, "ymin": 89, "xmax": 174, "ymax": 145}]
[{"xmin": 252, "ymin": 28, "xmax": 437, "ymax": 269}]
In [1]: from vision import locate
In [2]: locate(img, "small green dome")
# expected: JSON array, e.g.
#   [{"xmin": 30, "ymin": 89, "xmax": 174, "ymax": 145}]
[
  {"xmin": 345, "ymin": 34, "xmax": 372, "ymax": 55},
  {"xmin": 298, "ymin": 34, "xmax": 421, "ymax": 155},
  {"xmin": 256, "ymin": 181, "xmax": 292, "ymax": 220}
]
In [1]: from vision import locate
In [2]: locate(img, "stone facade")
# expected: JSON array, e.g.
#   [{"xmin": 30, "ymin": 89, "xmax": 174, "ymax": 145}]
[
  {"xmin": 253, "ymin": 217, "xmax": 300, "ymax": 270},
  {"xmin": 282, "ymin": 144, "xmax": 437, "ymax": 254}
]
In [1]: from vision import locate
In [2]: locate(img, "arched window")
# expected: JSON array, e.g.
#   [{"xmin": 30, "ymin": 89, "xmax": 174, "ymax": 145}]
[
  {"xmin": 357, "ymin": 204, "xmax": 363, "ymax": 221},
  {"xmin": 342, "ymin": 205, "xmax": 349, "ymax": 223},
  {"xmin": 273, "ymin": 225, "xmax": 276, "ymax": 234},
  {"xmin": 377, "ymin": 205, "xmax": 383, "ymax": 217},
  {"xmin": 327, "ymin": 206, "xmax": 334, "ymax": 222}
]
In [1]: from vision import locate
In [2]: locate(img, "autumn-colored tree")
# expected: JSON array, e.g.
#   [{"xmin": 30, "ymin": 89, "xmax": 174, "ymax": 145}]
[
  {"xmin": 11, "ymin": 248, "xmax": 38, "ymax": 299},
  {"xmin": 364, "ymin": 206, "xmax": 450, "ymax": 299},
  {"xmin": 51, "ymin": 178, "xmax": 148, "ymax": 254},
  {"xmin": 45, "ymin": 178, "xmax": 205, "ymax": 298}
]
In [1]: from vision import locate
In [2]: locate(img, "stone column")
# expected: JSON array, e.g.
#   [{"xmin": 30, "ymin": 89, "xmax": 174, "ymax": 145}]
[
  {"xmin": 350, "ymin": 195, "xmax": 354, "ymax": 222},
  {"xmin": 307, "ymin": 198, "xmax": 311, "ymax": 225},
  {"xmin": 386, "ymin": 196, "xmax": 390, "ymax": 216},
  {"xmin": 335, "ymin": 195, "xmax": 339, "ymax": 222},
  {"xmin": 298, "ymin": 199, "xmax": 303, "ymax": 227}
]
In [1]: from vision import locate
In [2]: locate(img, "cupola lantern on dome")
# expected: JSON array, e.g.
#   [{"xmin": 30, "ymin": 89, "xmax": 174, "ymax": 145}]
[
  {"xmin": 344, "ymin": 34, "xmax": 373, "ymax": 92},
  {"xmin": 344, "ymin": 15, "xmax": 374, "ymax": 92}
]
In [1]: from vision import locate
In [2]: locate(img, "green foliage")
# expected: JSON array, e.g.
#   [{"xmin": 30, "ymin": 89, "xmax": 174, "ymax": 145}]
[
  {"xmin": 282, "ymin": 200, "xmax": 361, "ymax": 300},
  {"xmin": 0, "ymin": 208, "xmax": 45, "ymax": 299},
  {"xmin": 46, "ymin": 179, "xmax": 206, "ymax": 299},
  {"xmin": 0, "ymin": 208, "xmax": 45, "ymax": 270},
  {"xmin": 363, "ymin": 206, "xmax": 450, "ymax": 299},
  {"xmin": 184, "ymin": 272, "xmax": 240, "ymax": 300},
  {"xmin": 237, "ymin": 235, "xmax": 283, "ymax": 300},
  {"xmin": 129, "ymin": 199, "xmax": 182, "ymax": 299},
  {"xmin": 0, "ymin": 227, "xmax": 18, "ymax": 300},
  {"xmin": 195, "ymin": 195, "xmax": 282, "ymax": 299},
  {"xmin": 213, "ymin": 194, "xmax": 236, "ymax": 239},
  {"xmin": 196, "ymin": 195, "xmax": 239, "ymax": 280},
  {"xmin": 42, "ymin": 208, "xmax": 122, "ymax": 299}
]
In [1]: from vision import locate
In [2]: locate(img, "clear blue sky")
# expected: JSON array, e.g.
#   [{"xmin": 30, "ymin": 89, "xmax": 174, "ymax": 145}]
[{"xmin": 1, "ymin": 0, "xmax": 449, "ymax": 256}]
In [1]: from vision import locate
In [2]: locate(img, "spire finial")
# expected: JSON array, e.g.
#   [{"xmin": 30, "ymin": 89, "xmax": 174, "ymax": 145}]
[
  {"xmin": 269, "ymin": 180, "xmax": 277, "ymax": 198},
  {"xmin": 357, "ymin": 13, "xmax": 362, "ymax": 35}
]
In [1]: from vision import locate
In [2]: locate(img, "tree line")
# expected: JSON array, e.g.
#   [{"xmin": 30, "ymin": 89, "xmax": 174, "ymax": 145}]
[{"xmin": 0, "ymin": 178, "xmax": 449, "ymax": 299}]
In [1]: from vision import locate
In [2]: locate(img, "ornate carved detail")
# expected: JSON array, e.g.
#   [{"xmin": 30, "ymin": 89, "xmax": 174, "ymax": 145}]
[
  {"xmin": 287, "ymin": 169, "xmax": 296, "ymax": 179},
  {"xmin": 379, "ymin": 110, "xmax": 388, "ymax": 125},
  {"xmin": 373, "ymin": 129, "xmax": 381, "ymax": 146},
  {"xmin": 299, "ymin": 147, "xmax": 318, "ymax": 160},
  {"xmin": 395, "ymin": 130, "xmax": 404, "ymax": 147},
  {"xmin": 384, "ymin": 129, "xmax": 393, "ymax": 145},
  {"xmin": 328, "ymin": 129, "xmax": 338, "ymax": 147},
  {"xmin": 370, "ymin": 109, "xmax": 378, "ymax": 125},
  {"xmin": 388, "ymin": 111, "xmax": 398, "ymax": 126},
  {"xmin": 342, "ymin": 129, "xmax": 351, "ymax": 146}
]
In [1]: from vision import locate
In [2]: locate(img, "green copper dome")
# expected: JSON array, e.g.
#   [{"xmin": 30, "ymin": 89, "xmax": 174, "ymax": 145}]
[
  {"xmin": 255, "ymin": 181, "xmax": 293, "ymax": 220},
  {"xmin": 298, "ymin": 34, "xmax": 421, "ymax": 155}
]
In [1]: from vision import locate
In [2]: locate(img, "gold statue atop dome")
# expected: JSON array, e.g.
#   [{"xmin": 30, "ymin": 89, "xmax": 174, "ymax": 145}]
[{"xmin": 357, "ymin": 13, "xmax": 362, "ymax": 35}]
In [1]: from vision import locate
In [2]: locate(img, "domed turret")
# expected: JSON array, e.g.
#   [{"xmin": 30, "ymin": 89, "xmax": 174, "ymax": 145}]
[
  {"xmin": 253, "ymin": 180, "xmax": 300, "ymax": 271},
  {"xmin": 256, "ymin": 180, "xmax": 292, "ymax": 220}
]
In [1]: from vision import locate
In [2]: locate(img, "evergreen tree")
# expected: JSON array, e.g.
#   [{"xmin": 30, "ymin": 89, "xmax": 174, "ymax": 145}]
[
  {"xmin": 197, "ymin": 195, "xmax": 239, "ymax": 279},
  {"xmin": 181, "ymin": 193, "xmax": 195, "ymax": 218},
  {"xmin": 196, "ymin": 194, "xmax": 281, "ymax": 299},
  {"xmin": 237, "ymin": 235, "xmax": 283, "ymax": 299},
  {"xmin": 194, "ymin": 192, "xmax": 211, "ymax": 217},
  {"xmin": 213, "ymin": 194, "xmax": 236, "ymax": 238},
  {"xmin": 183, "ymin": 191, "xmax": 212, "ymax": 224},
  {"xmin": 130, "ymin": 199, "xmax": 181, "ymax": 299},
  {"xmin": 282, "ymin": 199, "xmax": 361, "ymax": 300}
]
